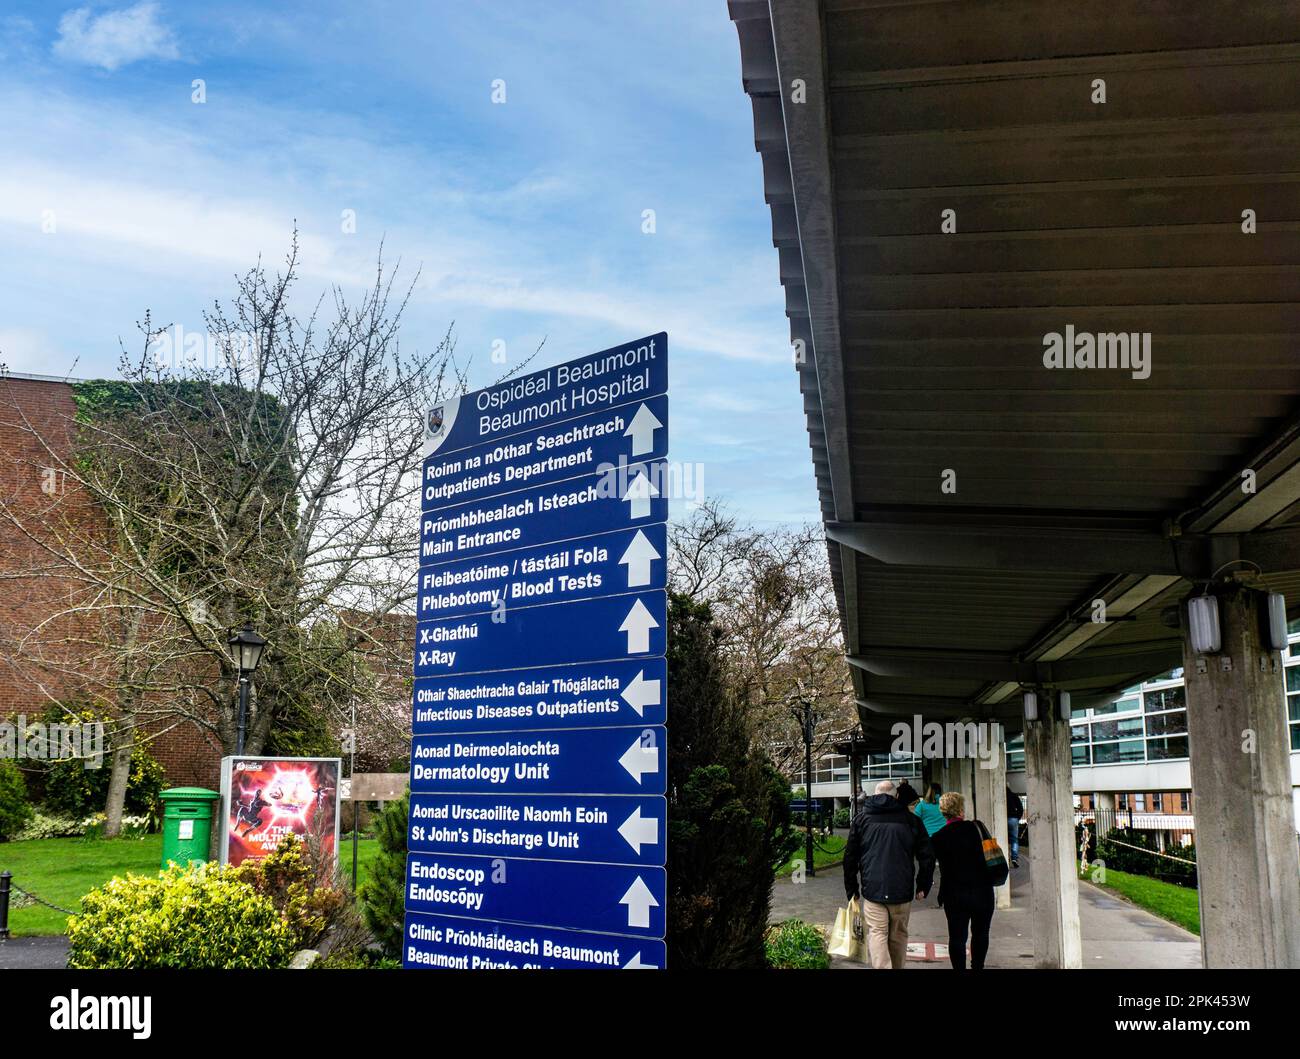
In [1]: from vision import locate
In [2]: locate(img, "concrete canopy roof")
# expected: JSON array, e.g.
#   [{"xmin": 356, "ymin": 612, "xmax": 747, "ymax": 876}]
[{"xmin": 731, "ymin": 0, "xmax": 1300, "ymax": 747}]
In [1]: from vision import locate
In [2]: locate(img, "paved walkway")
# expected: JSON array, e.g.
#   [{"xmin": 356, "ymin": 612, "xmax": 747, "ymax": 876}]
[
  {"xmin": 0, "ymin": 936, "xmax": 70, "ymax": 970},
  {"xmin": 771, "ymin": 855, "xmax": 1201, "ymax": 969}
]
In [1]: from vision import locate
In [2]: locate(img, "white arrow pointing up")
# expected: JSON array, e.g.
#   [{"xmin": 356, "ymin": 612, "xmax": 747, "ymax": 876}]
[
  {"xmin": 623, "ymin": 403, "xmax": 664, "ymax": 457},
  {"xmin": 620, "ymin": 669, "xmax": 661, "ymax": 716},
  {"xmin": 621, "ymin": 469, "xmax": 659, "ymax": 520},
  {"xmin": 619, "ymin": 735, "xmax": 660, "ymax": 784},
  {"xmin": 618, "ymin": 529, "xmax": 661, "ymax": 587},
  {"xmin": 618, "ymin": 806, "xmax": 660, "ymax": 854},
  {"xmin": 622, "ymin": 951, "xmax": 658, "ymax": 969},
  {"xmin": 619, "ymin": 876, "xmax": 659, "ymax": 929},
  {"xmin": 619, "ymin": 597, "xmax": 659, "ymax": 654}
]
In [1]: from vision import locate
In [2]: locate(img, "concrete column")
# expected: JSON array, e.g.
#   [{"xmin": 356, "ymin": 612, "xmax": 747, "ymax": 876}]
[
  {"xmin": 1024, "ymin": 706, "xmax": 1083, "ymax": 968},
  {"xmin": 1182, "ymin": 583, "xmax": 1300, "ymax": 968},
  {"xmin": 971, "ymin": 728, "xmax": 1012, "ymax": 910},
  {"xmin": 942, "ymin": 754, "xmax": 974, "ymax": 809}
]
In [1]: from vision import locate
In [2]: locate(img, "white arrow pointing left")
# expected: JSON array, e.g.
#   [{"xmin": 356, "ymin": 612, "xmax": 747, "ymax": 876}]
[
  {"xmin": 619, "ymin": 736, "xmax": 660, "ymax": 784},
  {"xmin": 623, "ymin": 403, "xmax": 664, "ymax": 457},
  {"xmin": 618, "ymin": 806, "xmax": 660, "ymax": 854},
  {"xmin": 620, "ymin": 669, "xmax": 661, "ymax": 716},
  {"xmin": 618, "ymin": 529, "xmax": 661, "ymax": 587},
  {"xmin": 619, "ymin": 876, "xmax": 659, "ymax": 929},
  {"xmin": 619, "ymin": 597, "xmax": 659, "ymax": 654}
]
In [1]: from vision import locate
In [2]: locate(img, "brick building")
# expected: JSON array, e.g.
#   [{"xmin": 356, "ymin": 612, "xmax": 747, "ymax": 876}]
[{"xmin": 0, "ymin": 372, "xmax": 224, "ymax": 786}]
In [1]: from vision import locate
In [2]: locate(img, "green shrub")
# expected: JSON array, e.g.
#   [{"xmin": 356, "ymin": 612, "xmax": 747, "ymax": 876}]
[
  {"xmin": 68, "ymin": 863, "xmax": 297, "ymax": 969},
  {"xmin": 359, "ymin": 793, "xmax": 408, "ymax": 957},
  {"xmin": 1091, "ymin": 829, "xmax": 1197, "ymax": 889},
  {"xmin": 232, "ymin": 834, "xmax": 347, "ymax": 950},
  {"xmin": 765, "ymin": 919, "xmax": 829, "ymax": 970},
  {"xmin": 0, "ymin": 760, "xmax": 34, "ymax": 840},
  {"xmin": 834, "ymin": 807, "xmax": 851, "ymax": 828},
  {"xmin": 15, "ymin": 809, "xmax": 84, "ymax": 841},
  {"xmin": 312, "ymin": 949, "xmax": 401, "ymax": 970}
]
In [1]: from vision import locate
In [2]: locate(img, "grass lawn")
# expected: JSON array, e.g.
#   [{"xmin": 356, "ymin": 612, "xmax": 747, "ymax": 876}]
[
  {"xmin": 1093, "ymin": 867, "xmax": 1200, "ymax": 935},
  {"xmin": 0, "ymin": 834, "xmax": 164, "ymax": 936},
  {"xmin": 337, "ymin": 834, "xmax": 381, "ymax": 891},
  {"xmin": 1, "ymin": 834, "xmax": 379, "ymax": 937},
  {"xmin": 777, "ymin": 833, "xmax": 846, "ymax": 878}
]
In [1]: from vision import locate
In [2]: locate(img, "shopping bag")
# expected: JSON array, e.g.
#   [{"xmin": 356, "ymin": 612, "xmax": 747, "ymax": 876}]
[
  {"xmin": 975, "ymin": 820, "xmax": 1009, "ymax": 886},
  {"xmin": 826, "ymin": 897, "xmax": 868, "ymax": 962}
]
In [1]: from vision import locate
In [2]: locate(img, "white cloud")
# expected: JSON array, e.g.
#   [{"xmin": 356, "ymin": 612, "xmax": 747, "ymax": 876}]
[{"xmin": 53, "ymin": 2, "xmax": 180, "ymax": 71}]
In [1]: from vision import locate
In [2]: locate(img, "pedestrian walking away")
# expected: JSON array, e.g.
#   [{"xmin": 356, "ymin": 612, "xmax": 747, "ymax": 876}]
[
  {"xmin": 1006, "ymin": 786, "xmax": 1024, "ymax": 867},
  {"xmin": 842, "ymin": 780, "xmax": 935, "ymax": 969},
  {"xmin": 930, "ymin": 791, "xmax": 997, "ymax": 970},
  {"xmin": 913, "ymin": 782, "xmax": 946, "ymax": 837}
]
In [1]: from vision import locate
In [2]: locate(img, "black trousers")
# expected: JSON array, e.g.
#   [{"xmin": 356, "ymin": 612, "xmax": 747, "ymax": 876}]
[{"xmin": 942, "ymin": 896, "xmax": 994, "ymax": 970}]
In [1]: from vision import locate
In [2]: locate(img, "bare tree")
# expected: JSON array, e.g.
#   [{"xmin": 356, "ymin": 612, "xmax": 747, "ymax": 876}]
[
  {"xmin": 0, "ymin": 233, "xmax": 466, "ymax": 833},
  {"xmin": 668, "ymin": 499, "xmax": 855, "ymax": 775}
]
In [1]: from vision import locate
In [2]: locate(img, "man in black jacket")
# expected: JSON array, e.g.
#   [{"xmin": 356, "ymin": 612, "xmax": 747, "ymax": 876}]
[{"xmin": 843, "ymin": 780, "xmax": 936, "ymax": 969}]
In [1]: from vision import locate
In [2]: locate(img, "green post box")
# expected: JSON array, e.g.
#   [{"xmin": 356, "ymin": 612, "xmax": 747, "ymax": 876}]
[{"xmin": 159, "ymin": 787, "xmax": 220, "ymax": 867}]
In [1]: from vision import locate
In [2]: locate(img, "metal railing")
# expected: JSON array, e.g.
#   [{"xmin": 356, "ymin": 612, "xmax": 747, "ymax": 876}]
[
  {"xmin": 0, "ymin": 869, "xmax": 80, "ymax": 940},
  {"xmin": 1075, "ymin": 806, "xmax": 1196, "ymax": 834}
]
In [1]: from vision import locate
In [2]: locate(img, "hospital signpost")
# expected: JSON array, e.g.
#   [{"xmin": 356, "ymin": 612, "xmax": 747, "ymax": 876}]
[{"xmin": 403, "ymin": 333, "xmax": 669, "ymax": 970}]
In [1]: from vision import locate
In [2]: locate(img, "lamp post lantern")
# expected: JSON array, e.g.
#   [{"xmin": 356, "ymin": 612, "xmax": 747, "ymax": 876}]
[{"xmin": 228, "ymin": 623, "xmax": 267, "ymax": 756}]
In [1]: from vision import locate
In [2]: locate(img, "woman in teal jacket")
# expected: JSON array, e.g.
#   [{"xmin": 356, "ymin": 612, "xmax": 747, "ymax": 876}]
[{"xmin": 913, "ymin": 783, "xmax": 947, "ymax": 836}]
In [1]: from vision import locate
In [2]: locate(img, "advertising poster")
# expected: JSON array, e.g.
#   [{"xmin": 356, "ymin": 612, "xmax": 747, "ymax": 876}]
[{"xmin": 219, "ymin": 755, "xmax": 342, "ymax": 866}]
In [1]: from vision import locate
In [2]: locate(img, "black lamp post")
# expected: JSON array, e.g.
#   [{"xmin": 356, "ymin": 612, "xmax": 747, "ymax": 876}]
[
  {"xmin": 790, "ymin": 692, "xmax": 820, "ymax": 878},
  {"xmin": 228, "ymin": 623, "xmax": 267, "ymax": 756}
]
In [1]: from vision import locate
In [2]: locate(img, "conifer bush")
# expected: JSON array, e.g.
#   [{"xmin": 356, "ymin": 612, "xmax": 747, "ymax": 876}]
[{"xmin": 359, "ymin": 792, "xmax": 409, "ymax": 956}]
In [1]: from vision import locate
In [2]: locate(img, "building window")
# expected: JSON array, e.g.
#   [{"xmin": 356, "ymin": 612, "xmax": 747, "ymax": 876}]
[
  {"xmin": 1287, "ymin": 665, "xmax": 1300, "ymax": 750},
  {"xmin": 1180, "ymin": 792, "xmax": 1189, "ymax": 812},
  {"xmin": 1143, "ymin": 686, "xmax": 1186, "ymax": 713},
  {"xmin": 1146, "ymin": 736, "xmax": 1190, "ymax": 761},
  {"xmin": 1094, "ymin": 693, "xmax": 1140, "ymax": 717},
  {"xmin": 1145, "ymin": 711, "xmax": 1188, "ymax": 737},
  {"xmin": 1090, "ymin": 739, "xmax": 1145, "ymax": 764}
]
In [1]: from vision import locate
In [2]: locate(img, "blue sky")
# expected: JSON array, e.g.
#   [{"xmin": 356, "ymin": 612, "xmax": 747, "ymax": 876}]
[{"xmin": 0, "ymin": 1, "xmax": 818, "ymax": 526}]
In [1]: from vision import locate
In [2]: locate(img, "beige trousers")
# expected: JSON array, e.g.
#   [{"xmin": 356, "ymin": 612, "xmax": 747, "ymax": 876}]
[{"xmin": 861, "ymin": 899, "xmax": 911, "ymax": 969}]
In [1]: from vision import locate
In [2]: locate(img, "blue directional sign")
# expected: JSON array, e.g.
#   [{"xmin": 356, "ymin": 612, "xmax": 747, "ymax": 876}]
[
  {"xmin": 407, "ymin": 334, "xmax": 669, "ymax": 970},
  {"xmin": 422, "ymin": 395, "xmax": 668, "ymax": 513},
  {"xmin": 403, "ymin": 911, "xmax": 666, "ymax": 970},
  {"xmin": 405, "ymin": 852, "xmax": 667, "ymax": 938},
  {"xmin": 413, "ymin": 657, "xmax": 667, "ymax": 734},
  {"xmin": 408, "ymin": 793, "xmax": 667, "ymax": 864},
  {"xmin": 415, "ymin": 591, "xmax": 666, "ymax": 677},
  {"xmin": 423, "ymin": 332, "xmax": 667, "ymax": 459},
  {"xmin": 420, "ymin": 459, "xmax": 669, "ymax": 564},
  {"xmin": 416, "ymin": 523, "xmax": 667, "ymax": 621},
  {"xmin": 410, "ymin": 725, "xmax": 666, "ymax": 796}
]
